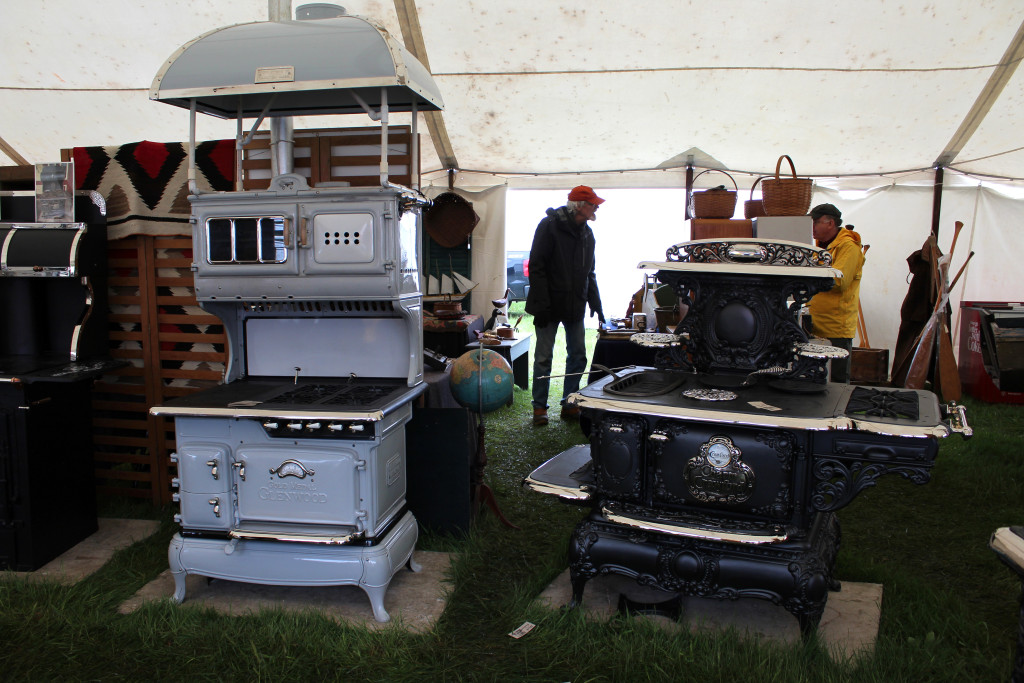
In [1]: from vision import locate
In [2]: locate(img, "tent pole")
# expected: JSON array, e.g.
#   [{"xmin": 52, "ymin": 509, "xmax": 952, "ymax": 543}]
[
  {"xmin": 685, "ymin": 155, "xmax": 694, "ymax": 221},
  {"xmin": 930, "ymin": 165, "xmax": 944, "ymax": 238}
]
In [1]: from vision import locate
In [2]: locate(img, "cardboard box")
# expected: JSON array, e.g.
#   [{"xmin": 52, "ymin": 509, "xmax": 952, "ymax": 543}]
[
  {"xmin": 753, "ymin": 216, "xmax": 813, "ymax": 244},
  {"xmin": 689, "ymin": 218, "xmax": 753, "ymax": 240}
]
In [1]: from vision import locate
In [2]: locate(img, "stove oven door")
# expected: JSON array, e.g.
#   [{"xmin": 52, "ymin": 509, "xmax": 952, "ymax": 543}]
[
  {"xmin": 649, "ymin": 419, "xmax": 802, "ymax": 524},
  {"xmin": 233, "ymin": 444, "xmax": 363, "ymax": 542},
  {"xmin": 590, "ymin": 413, "xmax": 648, "ymax": 503},
  {"xmin": 176, "ymin": 444, "xmax": 233, "ymax": 531}
]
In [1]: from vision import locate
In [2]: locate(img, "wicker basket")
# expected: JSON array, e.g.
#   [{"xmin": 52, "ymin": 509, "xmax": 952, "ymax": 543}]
[
  {"xmin": 689, "ymin": 169, "xmax": 738, "ymax": 219},
  {"xmin": 744, "ymin": 176, "xmax": 768, "ymax": 219},
  {"xmin": 761, "ymin": 155, "xmax": 813, "ymax": 216}
]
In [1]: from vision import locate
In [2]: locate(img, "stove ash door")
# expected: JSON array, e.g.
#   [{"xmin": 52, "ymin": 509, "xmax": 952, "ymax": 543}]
[{"xmin": 175, "ymin": 445, "xmax": 232, "ymax": 531}]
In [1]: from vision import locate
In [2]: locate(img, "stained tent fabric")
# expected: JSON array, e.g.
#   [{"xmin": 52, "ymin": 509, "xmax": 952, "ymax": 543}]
[{"xmin": 3, "ymin": 0, "xmax": 1024, "ymax": 363}]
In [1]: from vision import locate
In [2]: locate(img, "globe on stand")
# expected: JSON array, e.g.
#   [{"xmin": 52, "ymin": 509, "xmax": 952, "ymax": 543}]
[{"xmin": 449, "ymin": 349, "xmax": 513, "ymax": 413}]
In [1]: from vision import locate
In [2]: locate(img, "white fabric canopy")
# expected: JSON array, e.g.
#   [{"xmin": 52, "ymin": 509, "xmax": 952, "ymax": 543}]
[{"xmin": 4, "ymin": 0, "xmax": 1024, "ymax": 367}]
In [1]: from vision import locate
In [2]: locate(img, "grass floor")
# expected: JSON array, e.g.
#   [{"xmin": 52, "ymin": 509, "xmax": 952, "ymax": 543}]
[{"xmin": 2, "ymin": 301, "xmax": 1022, "ymax": 681}]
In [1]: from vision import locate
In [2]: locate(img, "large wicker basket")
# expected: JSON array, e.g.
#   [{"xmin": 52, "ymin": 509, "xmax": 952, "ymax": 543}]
[
  {"xmin": 744, "ymin": 176, "xmax": 767, "ymax": 219},
  {"xmin": 761, "ymin": 155, "xmax": 813, "ymax": 216},
  {"xmin": 689, "ymin": 169, "xmax": 738, "ymax": 219}
]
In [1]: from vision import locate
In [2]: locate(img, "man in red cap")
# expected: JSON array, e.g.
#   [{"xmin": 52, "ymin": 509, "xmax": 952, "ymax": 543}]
[{"xmin": 525, "ymin": 185, "xmax": 606, "ymax": 426}]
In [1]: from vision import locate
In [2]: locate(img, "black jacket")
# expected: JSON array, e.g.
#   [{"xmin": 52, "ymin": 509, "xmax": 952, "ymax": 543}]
[{"xmin": 525, "ymin": 206, "xmax": 602, "ymax": 324}]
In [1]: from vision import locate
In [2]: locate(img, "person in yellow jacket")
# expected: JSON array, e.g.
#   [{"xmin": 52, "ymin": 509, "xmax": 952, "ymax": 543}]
[{"xmin": 808, "ymin": 203, "xmax": 864, "ymax": 383}]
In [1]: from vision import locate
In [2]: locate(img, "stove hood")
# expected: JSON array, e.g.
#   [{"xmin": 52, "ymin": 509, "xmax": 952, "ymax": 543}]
[{"xmin": 149, "ymin": 14, "xmax": 444, "ymax": 119}]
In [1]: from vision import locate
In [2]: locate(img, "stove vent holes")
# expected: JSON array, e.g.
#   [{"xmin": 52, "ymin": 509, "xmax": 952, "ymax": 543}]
[{"xmin": 242, "ymin": 300, "xmax": 397, "ymax": 315}]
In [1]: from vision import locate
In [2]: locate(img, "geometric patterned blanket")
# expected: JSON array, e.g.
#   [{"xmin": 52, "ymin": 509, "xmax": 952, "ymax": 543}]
[{"xmin": 73, "ymin": 140, "xmax": 235, "ymax": 240}]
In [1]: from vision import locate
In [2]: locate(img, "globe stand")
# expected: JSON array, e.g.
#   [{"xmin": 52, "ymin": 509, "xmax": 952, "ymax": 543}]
[{"xmin": 472, "ymin": 348, "xmax": 519, "ymax": 530}]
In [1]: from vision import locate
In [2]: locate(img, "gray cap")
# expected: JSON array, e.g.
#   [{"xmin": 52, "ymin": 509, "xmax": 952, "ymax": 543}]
[{"xmin": 810, "ymin": 203, "xmax": 842, "ymax": 225}]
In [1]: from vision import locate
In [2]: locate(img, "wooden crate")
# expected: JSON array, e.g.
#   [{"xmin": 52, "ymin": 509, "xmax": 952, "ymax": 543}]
[
  {"xmin": 851, "ymin": 347, "xmax": 889, "ymax": 385},
  {"xmin": 689, "ymin": 218, "xmax": 753, "ymax": 240}
]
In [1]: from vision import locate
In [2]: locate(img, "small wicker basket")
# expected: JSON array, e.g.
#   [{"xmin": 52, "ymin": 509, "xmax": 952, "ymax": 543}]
[
  {"xmin": 761, "ymin": 155, "xmax": 813, "ymax": 216},
  {"xmin": 689, "ymin": 169, "xmax": 738, "ymax": 219},
  {"xmin": 744, "ymin": 176, "xmax": 768, "ymax": 219}
]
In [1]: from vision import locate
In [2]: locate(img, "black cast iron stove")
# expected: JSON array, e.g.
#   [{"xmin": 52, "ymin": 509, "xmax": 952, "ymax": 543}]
[{"xmin": 526, "ymin": 238, "xmax": 972, "ymax": 633}]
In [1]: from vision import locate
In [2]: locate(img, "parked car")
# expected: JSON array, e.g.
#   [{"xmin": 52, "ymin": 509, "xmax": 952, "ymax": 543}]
[{"xmin": 506, "ymin": 250, "xmax": 530, "ymax": 301}]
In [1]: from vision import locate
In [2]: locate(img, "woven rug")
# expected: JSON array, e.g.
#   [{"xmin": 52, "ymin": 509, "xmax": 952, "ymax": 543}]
[{"xmin": 73, "ymin": 140, "xmax": 234, "ymax": 240}]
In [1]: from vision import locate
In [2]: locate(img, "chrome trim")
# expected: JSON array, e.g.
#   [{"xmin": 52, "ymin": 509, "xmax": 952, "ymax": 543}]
[
  {"xmin": 601, "ymin": 504, "xmax": 788, "ymax": 544},
  {"xmin": 148, "ymin": 405, "xmax": 387, "ymax": 420},
  {"xmin": 568, "ymin": 394, "xmax": 952, "ymax": 438},
  {"xmin": 229, "ymin": 527, "xmax": 363, "ymax": 545},
  {"xmin": 66, "ymin": 227, "xmax": 84, "ymax": 276},
  {"xmin": 638, "ymin": 260, "xmax": 843, "ymax": 280},
  {"xmin": 522, "ymin": 478, "xmax": 591, "ymax": 502},
  {"xmin": 0, "ymin": 227, "xmax": 12, "ymax": 269}
]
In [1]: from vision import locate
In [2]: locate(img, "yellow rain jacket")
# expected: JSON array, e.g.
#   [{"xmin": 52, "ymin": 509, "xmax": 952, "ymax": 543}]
[{"xmin": 809, "ymin": 227, "xmax": 865, "ymax": 338}]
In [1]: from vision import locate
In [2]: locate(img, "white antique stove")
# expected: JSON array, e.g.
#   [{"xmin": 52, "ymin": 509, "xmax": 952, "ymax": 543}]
[
  {"xmin": 527, "ymin": 239, "xmax": 972, "ymax": 633},
  {"xmin": 147, "ymin": 8, "xmax": 444, "ymax": 621}
]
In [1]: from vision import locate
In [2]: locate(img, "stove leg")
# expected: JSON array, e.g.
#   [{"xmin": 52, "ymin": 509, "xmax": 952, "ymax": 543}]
[
  {"xmin": 168, "ymin": 533, "xmax": 187, "ymax": 604},
  {"xmin": 406, "ymin": 554, "xmax": 422, "ymax": 573},
  {"xmin": 363, "ymin": 585, "xmax": 391, "ymax": 623},
  {"xmin": 568, "ymin": 574, "xmax": 589, "ymax": 609}
]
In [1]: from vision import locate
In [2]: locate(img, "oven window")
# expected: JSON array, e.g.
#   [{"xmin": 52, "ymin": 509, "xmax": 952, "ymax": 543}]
[{"xmin": 205, "ymin": 216, "xmax": 288, "ymax": 264}]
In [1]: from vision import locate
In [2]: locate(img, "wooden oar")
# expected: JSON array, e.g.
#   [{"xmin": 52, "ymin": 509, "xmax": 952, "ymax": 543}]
[{"xmin": 904, "ymin": 251, "xmax": 974, "ymax": 390}]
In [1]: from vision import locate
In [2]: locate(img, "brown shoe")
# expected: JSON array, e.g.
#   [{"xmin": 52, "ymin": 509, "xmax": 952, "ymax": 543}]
[
  {"xmin": 532, "ymin": 408, "xmax": 548, "ymax": 426},
  {"xmin": 560, "ymin": 404, "xmax": 580, "ymax": 421}
]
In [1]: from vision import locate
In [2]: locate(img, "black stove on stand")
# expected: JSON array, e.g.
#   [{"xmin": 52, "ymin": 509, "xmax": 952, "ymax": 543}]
[
  {"xmin": 1, "ymin": 190, "xmax": 120, "ymax": 571},
  {"xmin": 526, "ymin": 238, "xmax": 972, "ymax": 633}
]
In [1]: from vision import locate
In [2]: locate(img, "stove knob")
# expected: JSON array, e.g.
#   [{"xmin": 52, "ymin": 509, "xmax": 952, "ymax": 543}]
[
  {"xmin": 349, "ymin": 423, "xmax": 366, "ymax": 433},
  {"xmin": 328, "ymin": 423, "xmax": 345, "ymax": 432},
  {"xmin": 262, "ymin": 421, "xmax": 280, "ymax": 431},
  {"xmin": 287, "ymin": 422, "xmax": 303, "ymax": 431},
  {"xmin": 305, "ymin": 422, "xmax": 322, "ymax": 431},
  {"xmin": 172, "ymin": 493, "xmax": 180, "ymax": 503},
  {"xmin": 169, "ymin": 452, "xmax": 179, "ymax": 464}
]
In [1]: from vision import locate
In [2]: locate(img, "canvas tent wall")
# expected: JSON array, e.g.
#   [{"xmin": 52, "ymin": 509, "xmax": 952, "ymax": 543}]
[{"xmin": 3, "ymin": 0, "xmax": 1024, "ymax": 363}]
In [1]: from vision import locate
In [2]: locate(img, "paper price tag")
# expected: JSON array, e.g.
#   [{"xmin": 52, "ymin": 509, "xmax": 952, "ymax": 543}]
[{"xmin": 508, "ymin": 622, "xmax": 536, "ymax": 639}]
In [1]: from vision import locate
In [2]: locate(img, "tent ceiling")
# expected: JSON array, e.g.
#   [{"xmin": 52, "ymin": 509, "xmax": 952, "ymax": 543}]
[{"xmin": 3, "ymin": 0, "xmax": 1024, "ymax": 187}]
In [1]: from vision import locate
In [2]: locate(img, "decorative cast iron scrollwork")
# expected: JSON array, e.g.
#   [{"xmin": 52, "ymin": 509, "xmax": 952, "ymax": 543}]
[
  {"xmin": 810, "ymin": 458, "xmax": 933, "ymax": 512},
  {"xmin": 665, "ymin": 240, "xmax": 832, "ymax": 267}
]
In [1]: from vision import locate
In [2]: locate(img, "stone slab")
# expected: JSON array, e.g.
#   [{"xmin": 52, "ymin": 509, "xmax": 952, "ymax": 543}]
[
  {"xmin": 537, "ymin": 570, "xmax": 881, "ymax": 659},
  {"xmin": 119, "ymin": 550, "xmax": 451, "ymax": 633},
  {"xmin": 10, "ymin": 518, "xmax": 160, "ymax": 584}
]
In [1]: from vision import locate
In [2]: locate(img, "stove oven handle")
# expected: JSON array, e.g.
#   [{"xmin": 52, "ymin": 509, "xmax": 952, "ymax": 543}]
[
  {"xmin": 298, "ymin": 216, "xmax": 310, "ymax": 248},
  {"xmin": 941, "ymin": 401, "xmax": 973, "ymax": 438},
  {"xmin": 283, "ymin": 218, "xmax": 293, "ymax": 248}
]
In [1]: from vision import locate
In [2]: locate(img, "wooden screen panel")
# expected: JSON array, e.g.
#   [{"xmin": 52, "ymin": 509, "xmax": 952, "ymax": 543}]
[
  {"xmin": 241, "ymin": 126, "xmax": 417, "ymax": 190},
  {"xmin": 92, "ymin": 235, "xmax": 227, "ymax": 504}
]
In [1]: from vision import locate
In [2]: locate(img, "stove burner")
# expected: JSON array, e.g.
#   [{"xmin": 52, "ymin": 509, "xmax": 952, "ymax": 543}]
[
  {"xmin": 264, "ymin": 383, "xmax": 402, "ymax": 407},
  {"xmin": 604, "ymin": 370, "xmax": 688, "ymax": 397},
  {"xmin": 845, "ymin": 387, "xmax": 920, "ymax": 420},
  {"xmin": 682, "ymin": 387, "xmax": 737, "ymax": 401}
]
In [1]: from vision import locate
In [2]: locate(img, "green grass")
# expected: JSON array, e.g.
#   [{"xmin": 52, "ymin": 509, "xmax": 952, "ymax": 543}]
[{"xmin": 1, "ymin": 301, "xmax": 1022, "ymax": 681}]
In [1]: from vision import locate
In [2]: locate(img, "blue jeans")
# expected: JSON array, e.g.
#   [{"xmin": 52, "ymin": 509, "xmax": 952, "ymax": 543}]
[{"xmin": 532, "ymin": 319, "xmax": 587, "ymax": 409}]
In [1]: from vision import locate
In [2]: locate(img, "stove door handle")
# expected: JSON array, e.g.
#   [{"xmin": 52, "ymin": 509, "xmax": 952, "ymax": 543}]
[
  {"xmin": 206, "ymin": 459, "xmax": 219, "ymax": 480},
  {"xmin": 283, "ymin": 218, "xmax": 293, "ymax": 248},
  {"xmin": 298, "ymin": 216, "xmax": 310, "ymax": 248},
  {"xmin": 208, "ymin": 498, "xmax": 221, "ymax": 518},
  {"xmin": 232, "ymin": 461, "xmax": 246, "ymax": 481},
  {"xmin": 649, "ymin": 431, "xmax": 669, "ymax": 443}
]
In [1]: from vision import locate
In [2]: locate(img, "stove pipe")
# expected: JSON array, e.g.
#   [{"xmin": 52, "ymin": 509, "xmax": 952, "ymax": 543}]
[{"xmin": 269, "ymin": 4, "xmax": 348, "ymax": 178}]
